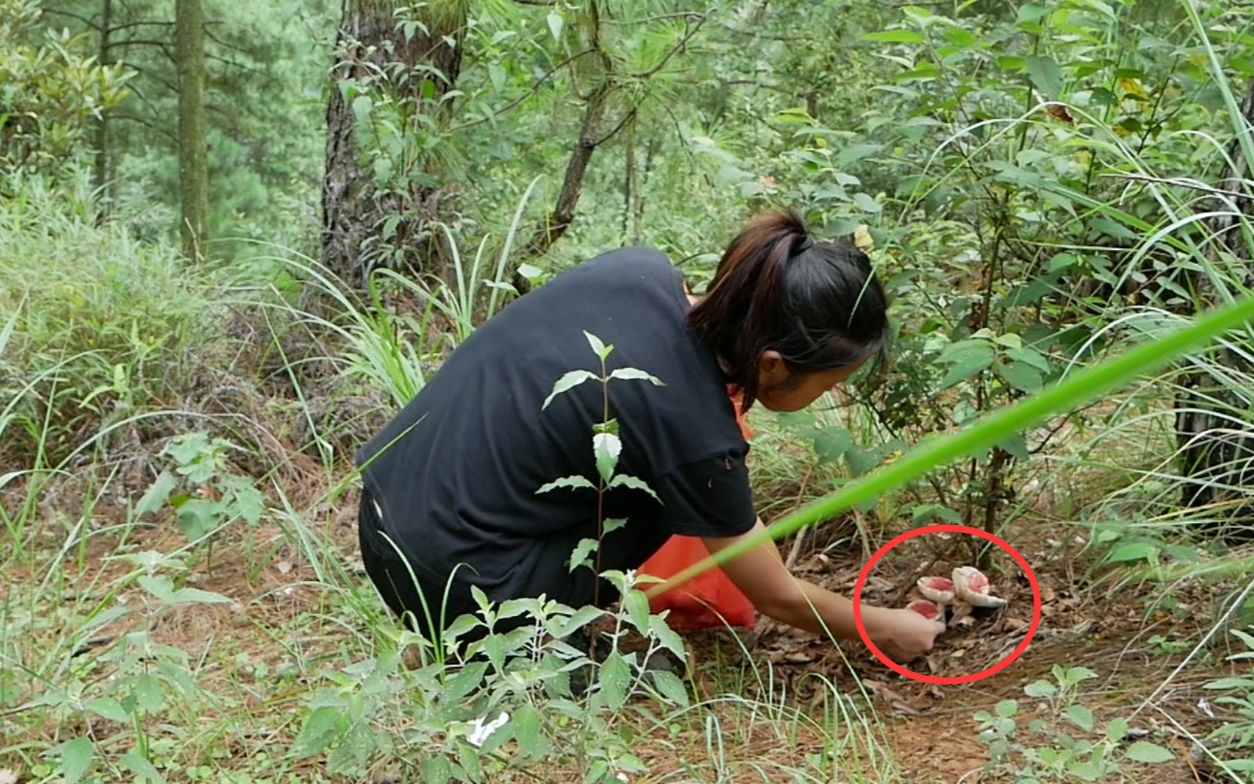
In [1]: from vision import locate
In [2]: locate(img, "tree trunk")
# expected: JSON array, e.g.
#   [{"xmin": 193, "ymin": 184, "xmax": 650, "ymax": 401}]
[
  {"xmin": 519, "ymin": 79, "xmax": 611, "ymax": 262},
  {"xmin": 1175, "ymin": 77, "xmax": 1254, "ymax": 536},
  {"xmin": 175, "ymin": 0, "xmax": 208, "ymax": 260},
  {"xmin": 321, "ymin": 0, "xmax": 464, "ymax": 291},
  {"xmin": 92, "ymin": 0, "xmax": 112, "ymax": 209}
]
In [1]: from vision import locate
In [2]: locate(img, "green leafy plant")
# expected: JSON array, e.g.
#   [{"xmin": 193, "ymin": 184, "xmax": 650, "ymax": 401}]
[
  {"xmin": 538, "ymin": 330, "xmax": 663, "ymax": 581},
  {"xmin": 976, "ymin": 665, "xmax": 1175, "ymax": 782},
  {"xmin": 33, "ymin": 552, "xmax": 231, "ymax": 784},
  {"xmin": 137, "ymin": 431, "xmax": 264, "ymax": 563},
  {"xmin": 1200, "ymin": 624, "xmax": 1254, "ymax": 776}
]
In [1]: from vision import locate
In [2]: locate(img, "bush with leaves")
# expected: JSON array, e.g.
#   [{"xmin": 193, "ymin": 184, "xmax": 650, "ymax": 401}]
[
  {"xmin": 0, "ymin": 0, "xmax": 130, "ymax": 178},
  {"xmin": 0, "ymin": 181, "xmax": 222, "ymax": 467}
]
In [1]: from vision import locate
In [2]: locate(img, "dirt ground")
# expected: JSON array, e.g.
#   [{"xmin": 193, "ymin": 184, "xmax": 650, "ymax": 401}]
[
  {"xmin": 673, "ymin": 515, "xmax": 1248, "ymax": 783},
  {"xmin": 6, "ymin": 473, "xmax": 1250, "ymax": 784}
]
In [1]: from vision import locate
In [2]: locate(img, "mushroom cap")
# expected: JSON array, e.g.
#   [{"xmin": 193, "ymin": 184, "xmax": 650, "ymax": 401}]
[
  {"xmin": 952, "ymin": 566, "xmax": 1008, "ymax": 608},
  {"xmin": 916, "ymin": 576, "xmax": 956, "ymax": 604},
  {"xmin": 906, "ymin": 599, "xmax": 943, "ymax": 621}
]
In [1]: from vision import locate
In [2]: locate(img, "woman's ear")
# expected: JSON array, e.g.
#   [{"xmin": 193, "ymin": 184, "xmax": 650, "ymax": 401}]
[{"xmin": 756, "ymin": 350, "xmax": 790, "ymax": 388}]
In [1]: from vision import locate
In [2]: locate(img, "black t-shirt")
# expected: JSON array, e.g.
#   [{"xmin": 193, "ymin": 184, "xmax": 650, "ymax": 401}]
[{"xmin": 356, "ymin": 247, "xmax": 756, "ymax": 611}]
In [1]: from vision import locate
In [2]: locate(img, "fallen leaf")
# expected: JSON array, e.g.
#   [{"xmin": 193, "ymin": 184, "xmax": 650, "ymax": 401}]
[
  {"xmin": 0, "ymin": 768, "xmax": 16, "ymax": 784},
  {"xmin": 276, "ymin": 560, "xmax": 293, "ymax": 574}
]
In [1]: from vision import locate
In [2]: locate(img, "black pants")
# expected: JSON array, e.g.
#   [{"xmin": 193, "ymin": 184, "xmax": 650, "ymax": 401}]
[{"xmin": 357, "ymin": 489, "xmax": 480, "ymax": 645}]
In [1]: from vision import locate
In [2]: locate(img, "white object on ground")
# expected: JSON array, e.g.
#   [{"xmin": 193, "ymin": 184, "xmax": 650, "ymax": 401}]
[{"xmin": 467, "ymin": 712, "xmax": 509, "ymax": 748}]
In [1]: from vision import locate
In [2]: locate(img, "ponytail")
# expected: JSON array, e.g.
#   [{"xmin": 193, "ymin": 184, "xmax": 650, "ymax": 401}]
[{"xmin": 688, "ymin": 209, "xmax": 889, "ymax": 410}]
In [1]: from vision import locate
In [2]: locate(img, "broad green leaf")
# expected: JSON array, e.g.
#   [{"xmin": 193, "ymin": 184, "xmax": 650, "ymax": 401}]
[
  {"xmin": 623, "ymin": 590, "xmax": 650, "ymax": 634},
  {"xmin": 998, "ymin": 55, "xmax": 1027, "ymax": 72},
  {"xmin": 1017, "ymin": 3, "xmax": 1050, "ymax": 24},
  {"xmin": 86, "ymin": 697, "xmax": 131, "ymax": 723},
  {"xmin": 853, "ymin": 192, "xmax": 882, "ymax": 214},
  {"xmin": 568, "ymin": 537, "xmax": 599, "ymax": 572},
  {"xmin": 351, "ymin": 95, "xmax": 372, "ymax": 124},
  {"xmin": 1107, "ymin": 541, "xmax": 1157, "ymax": 563},
  {"xmin": 836, "ymin": 143, "xmax": 884, "ymax": 166},
  {"xmin": 1008, "ymin": 346, "xmax": 1052, "ymax": 372},
  {"xmin": 419, "ymin": 757, "xmax": 453, "ymax": 784},
  {"xmin": 608, "ymin": 474, "xmax": 659, "ymax": 501},
  {"xmin": 863, "ymin": 29, "xmax": 926, "ymax": 43},
  {"xmin": 135, "ymin": 673, "xmax": 164, "ymax": 713},
  {"xmin": 812, "ymin": 427, "xmax": 853, "ymax": 463},
  {"xmin": 512, "ymin": 704, "xmax": 547, "ymax": 760},
  {"xmin": 649, "ymin": 669, "xmax": 690, "ymax": 708},
  {"xmin": 165, "ymin": 432, "xmax": 209, "ymax": 465},
  {"xmin": 1066, "ymin": 703, "xmax": 1095, "ymax": 732},
  {"xmin": 138, "ymin": 575, "xmax": 177, "ymax": 603},
  {"xmin": 290, "ymin": 705, "xmax": 343, "ymax": 758},
  {"xmin": 997, "ymin": 433, "xmax": 1029, "ymax": 461},
  {"xmin": 1125, "ymin": 741, "xmax": 1174, "ymax": 763},
  {"xmin": 996, "ymin": 699, "xmax": 1019, "ymax": 717},
  {"xmin": 593, "ymin": 432, "xmax": 622, "ymax": 483},
  {"xmin": 1027, "ymin": 55, "xmax": 1064, "ymax": 98},
  {"xmin": 1065, "ymin": 666, "xmax": 1099, "ymax": 682},
  {"xmin": 649, "ymin": 614, "xmax": 686, "ymax": 656},
  {"xmin": 938, "ymin": 344, "xmax": 995, "ymax": 390},
  {"xmin": 537, "ymin": 475, "xmax": 595, "ymax": 494},
  {"xmin": 442, "ymin": 661, "xmax": 488, "ymax": 704},
  {"xmin": 59, "ymin": 737, "xmax": 94, "ymax": 784},
  {"xmin": 1066, "ymin": 760, "xmax": 1103, "ymax": 782},
  {"xmin": 170, "ymin": 586, "xmax": 232, "ymax": 605},
  {"xmin": 1105, "ymin": 717, "xmax": 1128, "ymax": 744},
  {"xmin": 220, "ymin": 475, "xmax": 264, "ymax": 524},
  {"xmin": 552, "ymin": 605, "xmax": 604, "ymax": 637},
  {"xmin": 121, "ymin": 750, "xmax": 165, "ymax": 783},
  {"xmin": 997, "ymin": 360, "xmax": 1044, "ymax": 393},
  {"xmin": 174, "ymin": 499, "xmax": 219, "ymax": 540},
  {"xmin": 1204, "ymin": 677, "xmax": 1254, "ymax": 689},
  {"xmin": 597, "ymin": 652, "xmax": 630, "ymax": 710},
  {"xmin": 136, "ymin": 471, "xmax": 177, "ymax": 516},
  {"xmin": 543, "ymin": 370, "xmax": 597, "ymax": 409},
  {"xmin": 608, "ymin": 367, "xmax": 664, "ymax": 386},
  {"xmin": 459, "ymin": 742, "xmax": 482, "ymax": 780},
  {"xmin": 1024, "ymin": 679, "xmax": 1057, "ymax": 698},
  {"xmin": 488, "ymin": 63, "xmax": 506, "ymax": 92},
  {"xmin": 603, "ymin": 516, "xmax": 629, "ymax": 534},
  {"xmin": 584, "ymin": 331, "xmax": 612, "ymax": 360}
]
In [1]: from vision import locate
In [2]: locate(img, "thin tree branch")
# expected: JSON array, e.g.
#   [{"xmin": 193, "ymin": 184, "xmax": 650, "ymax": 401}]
[
  {"xmin": 111, "ymin": 112, "xmax": 177, "ymax": 143},
  {"xmin": 593, "ymin": 106, "xmax": 635, "ymax": 146},
  {"xmin": 629, "ymin": 13, "xmax": 707, "ymax": 80},
  {"xmin": 449, "ymin": 47, "xmax": 596, "ymax": 131},
  {"xmin": 40, "ymin": 7, "xmax": 99, "ymax": 30}
]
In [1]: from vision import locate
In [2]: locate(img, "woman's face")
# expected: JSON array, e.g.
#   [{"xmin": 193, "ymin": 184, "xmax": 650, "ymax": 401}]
[{"xmin": 756, "ymin": 352, "xmax": 867, "ymax": 412}]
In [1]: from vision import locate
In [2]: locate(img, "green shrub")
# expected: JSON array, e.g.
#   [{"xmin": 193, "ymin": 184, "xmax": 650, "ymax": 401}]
[{"xmin": 0, "ymin": 178, "xmax": 221, "ymax": 466}]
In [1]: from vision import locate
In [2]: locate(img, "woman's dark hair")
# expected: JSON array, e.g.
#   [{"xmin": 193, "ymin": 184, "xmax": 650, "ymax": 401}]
[{"xmin": 688, "ymin": 209, "xmax": 889, "ymax": 410}]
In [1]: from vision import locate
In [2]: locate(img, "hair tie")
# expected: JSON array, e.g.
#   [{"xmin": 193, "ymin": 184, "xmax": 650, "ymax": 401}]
[{"xmin": 792, "ymin": 236, "xmax": 816, "ymax": 256}]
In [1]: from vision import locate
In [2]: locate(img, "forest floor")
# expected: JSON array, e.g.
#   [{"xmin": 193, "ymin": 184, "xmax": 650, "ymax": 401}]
[{"xmin": 6, "ymin": 461, "xmax": 1246, "ymax": 784}]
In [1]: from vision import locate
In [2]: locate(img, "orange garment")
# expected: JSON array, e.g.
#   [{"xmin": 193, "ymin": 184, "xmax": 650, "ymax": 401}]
[{"xmin": 639, "ymin": 387, "xmax": 757, "ymax": 630}]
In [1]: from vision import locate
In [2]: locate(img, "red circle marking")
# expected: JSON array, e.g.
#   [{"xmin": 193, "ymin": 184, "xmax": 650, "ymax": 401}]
[{"xmin": 852, "ymin": 524, "xmax": 1041, "ymax": 685}]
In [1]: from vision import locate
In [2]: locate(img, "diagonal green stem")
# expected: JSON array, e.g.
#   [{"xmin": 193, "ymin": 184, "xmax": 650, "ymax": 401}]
[{"xmin": 647, "ymin": 295, "xmax": 1254, "ymax": 597}]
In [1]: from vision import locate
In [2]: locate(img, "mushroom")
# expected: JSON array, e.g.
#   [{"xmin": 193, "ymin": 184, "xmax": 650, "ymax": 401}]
[
  {"xmin": 951, "ymin": 566, "xmax": 1008, "ymax": 609},
  {"xmin": 906, "ymin": 599, "xmax": 943, "ymax": 622},
  {"xmin": 948, "ymin": 600, "xmax": 976, "ymax": 630},
  {"xmin": 916, "ymin": 576, "xmax": 956, "ymax": 605}
]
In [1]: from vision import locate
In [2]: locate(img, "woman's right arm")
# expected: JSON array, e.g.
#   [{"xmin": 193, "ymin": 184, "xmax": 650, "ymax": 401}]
[{"xmin": 700, "ymin": 519, "xmax": 944, "ymax": 663}]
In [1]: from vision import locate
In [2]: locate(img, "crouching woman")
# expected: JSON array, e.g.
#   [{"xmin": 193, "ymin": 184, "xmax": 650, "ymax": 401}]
[{"xmin": 356, "ymin": 209, "xmax": 944, "ymax": 663}]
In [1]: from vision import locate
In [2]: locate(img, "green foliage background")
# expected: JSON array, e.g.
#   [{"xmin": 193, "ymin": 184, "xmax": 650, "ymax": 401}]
[{"xmin": 2, "ymin": 0, "xmax": 1254, "ymax": 782}]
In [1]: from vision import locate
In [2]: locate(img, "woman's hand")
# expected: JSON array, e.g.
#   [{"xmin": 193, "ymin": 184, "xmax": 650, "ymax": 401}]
[{"xmin": 863, "ymin": 606, "xmax": 945, "ymax": 663}]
